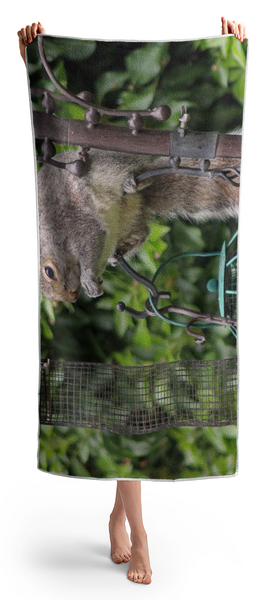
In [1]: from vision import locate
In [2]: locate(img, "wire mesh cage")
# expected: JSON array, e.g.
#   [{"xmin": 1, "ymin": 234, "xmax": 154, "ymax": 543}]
[{"xmin": 40, "ymin": 357, "xmax": 237, "ymax": 433}]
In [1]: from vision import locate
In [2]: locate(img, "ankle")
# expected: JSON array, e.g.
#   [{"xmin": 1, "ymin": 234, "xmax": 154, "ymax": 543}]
[
  {"xmin": 109, "ymin": 511, "xmax": 126, "ymax": 525},
  {"xmin": 130, "ymin": 528, "xmax": 147, "ymax": 544}
]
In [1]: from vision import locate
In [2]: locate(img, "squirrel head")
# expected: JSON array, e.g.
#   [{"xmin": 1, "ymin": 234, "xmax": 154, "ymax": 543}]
[
  {"xmin": 40, "ymin": 257, "xmax": 82, "ymax": 302},
  {"xmin": 40, "ymin": 257, "xmax": 104, "ymax": 302}
]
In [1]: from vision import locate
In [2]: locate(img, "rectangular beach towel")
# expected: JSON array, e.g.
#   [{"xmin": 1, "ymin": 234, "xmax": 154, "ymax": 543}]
[{"xmin": 26, "ymin": 34, "xmax": 247, "ymax": 480}]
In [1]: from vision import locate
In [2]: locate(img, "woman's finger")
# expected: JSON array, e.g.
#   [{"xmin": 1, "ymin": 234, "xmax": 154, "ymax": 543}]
[
  {"xmin": 19, "ymin": 27, "xmax": 27, "ymax": 45},
  {"xmin": 37, "ymin": 22, "xmax": 46, "ymax": 34},
  {"xmin": 238, "ymin": 23, "xmax": 246, "ymax": 41},
  {"xmin": 225, "ymin": 20, "xmax": 234, "ymax": 34},
  {"xmin": 26, "ymin": 24, "xmax": 32, "ymax": 43},
  {"xmin": 31, "ymin": 22, "xmax": 38, "ymax": 39},
  {"xmin": 17, "ymin": 30, "xmax": 26, "ymax": 64},
  {"xmin": 233, "ymin": 21, "xmax": 239, "ymax": 38},
  {"xmin": 221, "ymin": 17, "xmax": 228, "ymax": 35}
]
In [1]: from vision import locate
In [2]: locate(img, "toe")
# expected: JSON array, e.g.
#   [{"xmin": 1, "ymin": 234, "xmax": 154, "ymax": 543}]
[
  {"xmin": 111, "ymin": 553, "xmax": 123, "ymax": 564},
  {"xmin": 122, "ymin": 556, "xmax": 129, "ymax": 563}
]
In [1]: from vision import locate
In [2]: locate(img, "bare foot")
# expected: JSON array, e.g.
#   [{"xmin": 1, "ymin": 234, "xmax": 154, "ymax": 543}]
[
  {"xmin": 127, "ymin": 532, "xmax": 152, "ymax": 584},
  {"xmin": 109, "ymin": 515, "xmax": 131, "ymax": 564}
]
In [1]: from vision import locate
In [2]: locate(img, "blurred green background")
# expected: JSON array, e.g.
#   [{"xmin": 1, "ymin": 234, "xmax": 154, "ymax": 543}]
[{"xmin": 28, "ymin": 35, "xmax": 247, "ymax": 479}]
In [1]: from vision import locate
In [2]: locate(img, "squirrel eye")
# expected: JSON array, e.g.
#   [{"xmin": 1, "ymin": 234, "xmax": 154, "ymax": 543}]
[{"xmin": 44, "ymin": 266, "xmax": 55, "ymax": 280}]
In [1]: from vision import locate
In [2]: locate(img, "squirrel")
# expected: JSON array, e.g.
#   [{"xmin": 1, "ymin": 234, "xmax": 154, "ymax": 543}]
[{"xmin": 38, "ymin": 147, "xmax": 239, "ymax": 302}]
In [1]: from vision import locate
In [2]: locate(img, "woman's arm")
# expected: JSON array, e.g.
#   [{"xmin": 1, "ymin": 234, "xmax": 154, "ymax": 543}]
[
  {"xmin": 17, "ymin": 22, "xmax": 46, "ymax": 65},
  {"xmin": 221, "ymin": 17, "xmax": 246, "ymax": 42}
]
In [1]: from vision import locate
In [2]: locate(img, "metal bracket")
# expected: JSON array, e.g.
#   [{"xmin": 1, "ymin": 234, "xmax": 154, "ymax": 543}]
[{"xmin": 170, "ymin": 130, "xmax": 219, "ymax": 159}]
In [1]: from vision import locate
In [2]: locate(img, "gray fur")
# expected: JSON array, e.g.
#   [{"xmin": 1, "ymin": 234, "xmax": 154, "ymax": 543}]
[{"xmin": 38, "ymin": 148, "xmax": 239, "ymax": 301}]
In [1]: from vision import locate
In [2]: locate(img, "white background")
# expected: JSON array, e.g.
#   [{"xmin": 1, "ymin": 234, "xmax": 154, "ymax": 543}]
[{"xmin": 1, "ymin": 1, "xmax": 272, "ymax": 598}]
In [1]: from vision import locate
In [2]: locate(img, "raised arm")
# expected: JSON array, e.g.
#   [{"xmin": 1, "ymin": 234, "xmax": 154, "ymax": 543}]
[{"xmin": 17, "ymin": 22, "xmax": 46, "ymax": 65}]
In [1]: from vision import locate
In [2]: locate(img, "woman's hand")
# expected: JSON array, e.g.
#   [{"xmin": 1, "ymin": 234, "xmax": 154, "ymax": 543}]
[
  {"xmin": 17, "ymin": 22, "xmax": 46, "ymax": 65},
  {"xmin": 221, "ymin": 17, "xmax": 246, "ymax": 42}
]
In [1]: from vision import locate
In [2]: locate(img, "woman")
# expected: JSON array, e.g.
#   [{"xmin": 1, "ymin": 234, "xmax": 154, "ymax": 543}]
[{"xmin": 17, "ymin": 17, "xmax": 246, "ymax": 585}]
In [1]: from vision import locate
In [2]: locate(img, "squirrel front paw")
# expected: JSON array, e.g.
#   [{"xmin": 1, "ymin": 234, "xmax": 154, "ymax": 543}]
[
  {"xmin": 108, "ymin": 232, "xmax": 149, "ymax": 266},
  {"xmin": 122, "ymin": 173, "xmax": 137, "ymax": 195}
]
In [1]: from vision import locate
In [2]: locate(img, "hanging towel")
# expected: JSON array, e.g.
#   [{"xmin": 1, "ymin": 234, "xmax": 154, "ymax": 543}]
[{"xmin": 26, "ymin": 34, "xmax": 247, "ymax": 479}]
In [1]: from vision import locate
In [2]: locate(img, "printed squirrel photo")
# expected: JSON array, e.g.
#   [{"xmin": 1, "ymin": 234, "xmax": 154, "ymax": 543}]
[
  {"xmin": 39, "ymin": 149, "xmax": 239, "ymax": 302},
  {"xmin": 31, "ymin": 37, "xmax": 244, "ymax": 304}
]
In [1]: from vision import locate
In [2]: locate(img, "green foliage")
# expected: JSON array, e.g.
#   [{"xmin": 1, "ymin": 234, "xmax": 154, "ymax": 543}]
[
  {"xmin": 39, "ymin": 424, "xmax": 237, "ymax": 479},
  {"xmin": 27, "ymin": 35, "xmax": 247, "ymax": 130},
  {"xmin": 193, "ymin": 36, "xmax": 246, "ymax": 105},
  {"xmin": 27, "ymin": 36, "xmax": 246, "ymax": 479}
]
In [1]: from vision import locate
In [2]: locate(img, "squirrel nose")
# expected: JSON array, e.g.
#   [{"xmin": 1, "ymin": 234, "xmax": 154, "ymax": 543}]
[{"xmin": 68, "ymin": 287, "xmax": 81, "ymax": 302}]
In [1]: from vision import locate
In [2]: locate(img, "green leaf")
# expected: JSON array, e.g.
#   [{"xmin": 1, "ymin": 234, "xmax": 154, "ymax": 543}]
[
  {"xmin": 118, "ymin": 81, "xmax": 158, "ymax": 110},
  {"xmin": 162, "ymin": 64, "xmax": 209, "ymax": 91},
  {"xmin": 114, "ymin": 307, "xmax": 132, "ymax": 337},
  {"xmin": 39, "ymin": 450, "xmax": 47, "ymax": 470},
  {"xmin": 96, "ymin": 71, "xmax": 129, "ymax": 104},
  {"xmin": 134, "ymin": 320, "xmax": 152, "ymax": 350},
  {"xmin": 211, "ymin": 62, "xmax": 229, "ymax": 88},
  {"xmin": 44, "ymin": 37, "xmax": 96, "ymax": 61},
  {"xmin": 125, "ymin": 440, "xmax": 150, "ymax": 457},
  {"xmin": 232, "ymin": 78, "xmax": 245, "ymax": 104},
  {"xmin": 222, "ymin": 425, "xmax": 237, "ymax": 439},
  {"xmin": 125, "ymin": 42, "xmax": 169, "ymax": 86},
  {"xmin": 51, "ymin": 60, "xmax": 67, "ymax": 88},
  {"xmin": 192, "ymin": 82, "xmax": 221, "ymax": 108},
  {"xmin": 56, "ymin": 101, "xmax": 85, "ymax": 120},
  {"xmin": 229, "ymin": 36, "xmax": 246, "ymax": 68},
  {"xmin": 148, "ymin": 222, "xmax": 170, "ymax": 243},
  {"xmin": 70, "ymin": 457, "xmax": 91, "ymax": 477},
  {"xmin": 40, "ymin": 318, "xmax": 54, "ymax": 340},
  {"xmin": 42, "ymin": 297, "xmax": 55, "ymax": 324},
  {"xmin": 193, "ymin": 36, "xmax": 229, "ymax": 56},
  {"xmin": 228, "ymin": 67, "xmax": 243, "ymax": 83},
  {"xmin": 113, "ymin": 349, "xmax": 135, "ymax": 366}
]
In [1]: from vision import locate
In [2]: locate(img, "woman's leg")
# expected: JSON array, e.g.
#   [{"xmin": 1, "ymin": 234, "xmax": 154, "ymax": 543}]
[
  {"xmin": 109, "ymin": 484, "xmax": 131, "ymax": 563},
  {"xmin": 116, "ymin": 481, "xmax": 152, "ymax": 584}
]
